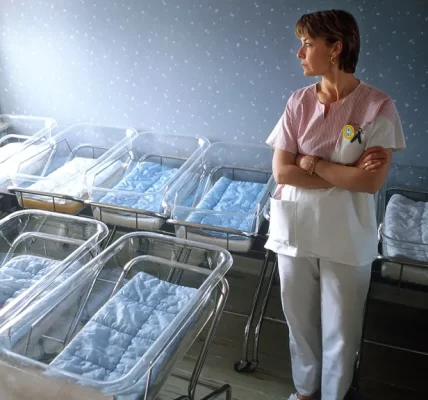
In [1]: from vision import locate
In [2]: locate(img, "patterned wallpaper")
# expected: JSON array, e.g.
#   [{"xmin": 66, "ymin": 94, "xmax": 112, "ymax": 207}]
[{"xmin": 0, "ymin": 0, "xmax": 427, "ymax": 174}]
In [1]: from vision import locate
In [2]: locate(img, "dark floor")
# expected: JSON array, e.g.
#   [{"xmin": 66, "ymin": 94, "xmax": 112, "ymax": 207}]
[{"xmin": 357, "ymin": 284, "xmax": 428, "ymax": 399}]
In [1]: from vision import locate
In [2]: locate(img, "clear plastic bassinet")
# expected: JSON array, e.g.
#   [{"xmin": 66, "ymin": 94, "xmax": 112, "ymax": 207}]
[
  {"xmin": 0, "ymin": 115, "xmax": 56, "ymax": 193},
  {"xmin": 0, "ymin": 232, "xmax": 233, "ymax": 400},
  {"xmin": 376, "ymin": 163, "xmax": 428, "ymax": 288},
  {"xmin": 165, "ymin": 142, "xmax": 276, "ymax": 252},
  {"xmin": 0, "ymin": 209, "xmax": 108, "ymax": 326},
  {"xmin": 85, "ymin": 131, "xmax": 209, "ymax": 231},
  {"xmin": 9, "ymin": 123, "xmax": 137, "ymax": 214}
]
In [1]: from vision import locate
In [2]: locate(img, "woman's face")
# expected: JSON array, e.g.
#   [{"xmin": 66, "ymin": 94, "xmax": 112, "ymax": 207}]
[{"xmin": 297, "ymin": 36, "xmax": 335, "ymax": 76}]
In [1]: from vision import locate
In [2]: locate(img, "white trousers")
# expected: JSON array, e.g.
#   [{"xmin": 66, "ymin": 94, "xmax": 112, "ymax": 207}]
[{"xmin": 278, "ymin": 254, "xmax": 371, "ymax": 400}]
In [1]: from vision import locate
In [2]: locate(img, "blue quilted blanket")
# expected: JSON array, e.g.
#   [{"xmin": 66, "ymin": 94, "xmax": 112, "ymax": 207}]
[
  {"xmin": 186, "ymin": 177, "xmax": 266, "ymax": 236},
  {"xmin": 0, "ymin": 255, "xmax": 79, "ymax": 308},
  {"xmin": 100, "ymin": 162, "xmax": 177, "ymax": 213},
  {"xmin": 50, "ymin": 271, "xmax": 197, "ymax": 396}
]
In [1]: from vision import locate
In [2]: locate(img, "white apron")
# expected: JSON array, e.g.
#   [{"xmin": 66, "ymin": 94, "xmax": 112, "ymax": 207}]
[{"xmin": 265, "ymin": 122, "xmax": 379, "ymax": 267}]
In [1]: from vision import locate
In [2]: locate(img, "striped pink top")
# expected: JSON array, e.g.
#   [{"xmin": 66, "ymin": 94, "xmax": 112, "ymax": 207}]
[{"xmin": 266, "ymin": 81, "xmax": 405, "ymax": 161}]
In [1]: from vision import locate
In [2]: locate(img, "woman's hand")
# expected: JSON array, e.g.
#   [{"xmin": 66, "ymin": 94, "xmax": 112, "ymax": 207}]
[
  {"xmin": 355, "ymin": 146, "xmax": 389, "ymax": 172},
  {"xmin": 295, "ymin": 154, "xmax": 314, "ymax": 171}
]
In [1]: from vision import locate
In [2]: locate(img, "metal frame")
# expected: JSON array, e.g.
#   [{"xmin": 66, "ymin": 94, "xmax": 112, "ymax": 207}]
[
  {"xmin": 165, "ymin": 164, "xmax": 275, "ymax": 374},
  {"xmin": 231, "ymin": 201, "xmax": 286, "ymax": 373},
  {"xmin": 169, "ymin": 218, "xmax": 276, "ymax": 375}
]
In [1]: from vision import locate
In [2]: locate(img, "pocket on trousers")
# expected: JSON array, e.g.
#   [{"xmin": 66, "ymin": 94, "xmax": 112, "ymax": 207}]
[{"xmin": 269, "ymin": 195, "xmax": 297, "ymax": 248}]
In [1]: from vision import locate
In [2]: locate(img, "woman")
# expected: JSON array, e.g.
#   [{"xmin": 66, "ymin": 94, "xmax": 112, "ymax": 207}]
[{"xmin": 265, "ymin": 9, "xmax": 405, "ymax": 400}]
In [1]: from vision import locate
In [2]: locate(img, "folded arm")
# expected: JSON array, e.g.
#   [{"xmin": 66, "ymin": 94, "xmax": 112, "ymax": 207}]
[
  {"xmin": 272, "ymin": 148, "xmax": 334, "ymax": 189},
  {"xmin": 273, "ymin": 146, "xmax": 391, "ymax": 193},
  {"xmin": 313, "ymin": 150, "xmax": 392, "ymax": 194}
]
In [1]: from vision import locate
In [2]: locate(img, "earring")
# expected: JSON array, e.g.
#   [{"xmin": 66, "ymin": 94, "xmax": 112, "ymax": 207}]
[{"xmin": 330, "ymin": 56, "xmax": 336, "ymax": 64}]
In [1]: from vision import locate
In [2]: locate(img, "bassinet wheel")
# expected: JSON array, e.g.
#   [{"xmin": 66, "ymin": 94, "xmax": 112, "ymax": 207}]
[
  {"xmin": 234, "ymin": 359, "xmax": 256, "ymax": 373},
  {"xmin": 247, "ymin": 360, "xmax": 259, "ymax": 372}
]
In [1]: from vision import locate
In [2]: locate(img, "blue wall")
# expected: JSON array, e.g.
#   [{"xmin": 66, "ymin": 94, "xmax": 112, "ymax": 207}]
[{"xmin": 0, "ymin": 0, "xmax": 427, "ymax": 171}]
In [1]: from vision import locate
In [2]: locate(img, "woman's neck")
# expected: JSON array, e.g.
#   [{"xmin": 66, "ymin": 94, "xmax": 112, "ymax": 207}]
[{"xmin": 318, "ymin": 72, "xmax": 360, "ymax": 102}]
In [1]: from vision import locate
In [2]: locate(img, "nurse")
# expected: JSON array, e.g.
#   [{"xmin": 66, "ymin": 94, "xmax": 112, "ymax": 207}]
[{"xmin": 265, "ymin": 9, "xmax": 406, "ymax": 400}]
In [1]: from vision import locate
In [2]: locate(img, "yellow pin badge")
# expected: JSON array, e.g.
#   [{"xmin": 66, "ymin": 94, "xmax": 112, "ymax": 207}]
[{"xmin": 342, "ymin": 124, "xmax": 355, "ymax": 140}]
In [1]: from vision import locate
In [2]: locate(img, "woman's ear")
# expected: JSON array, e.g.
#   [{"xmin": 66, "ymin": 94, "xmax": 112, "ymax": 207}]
[{"xmin": 332, "ymin": 41, "xmax": 343, "ymax": 58}]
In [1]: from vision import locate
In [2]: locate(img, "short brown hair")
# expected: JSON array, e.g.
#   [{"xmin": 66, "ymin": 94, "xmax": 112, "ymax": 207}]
[{"xmin": 295, "ymin": 10, "xmax": 360, "ymax": 73}]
